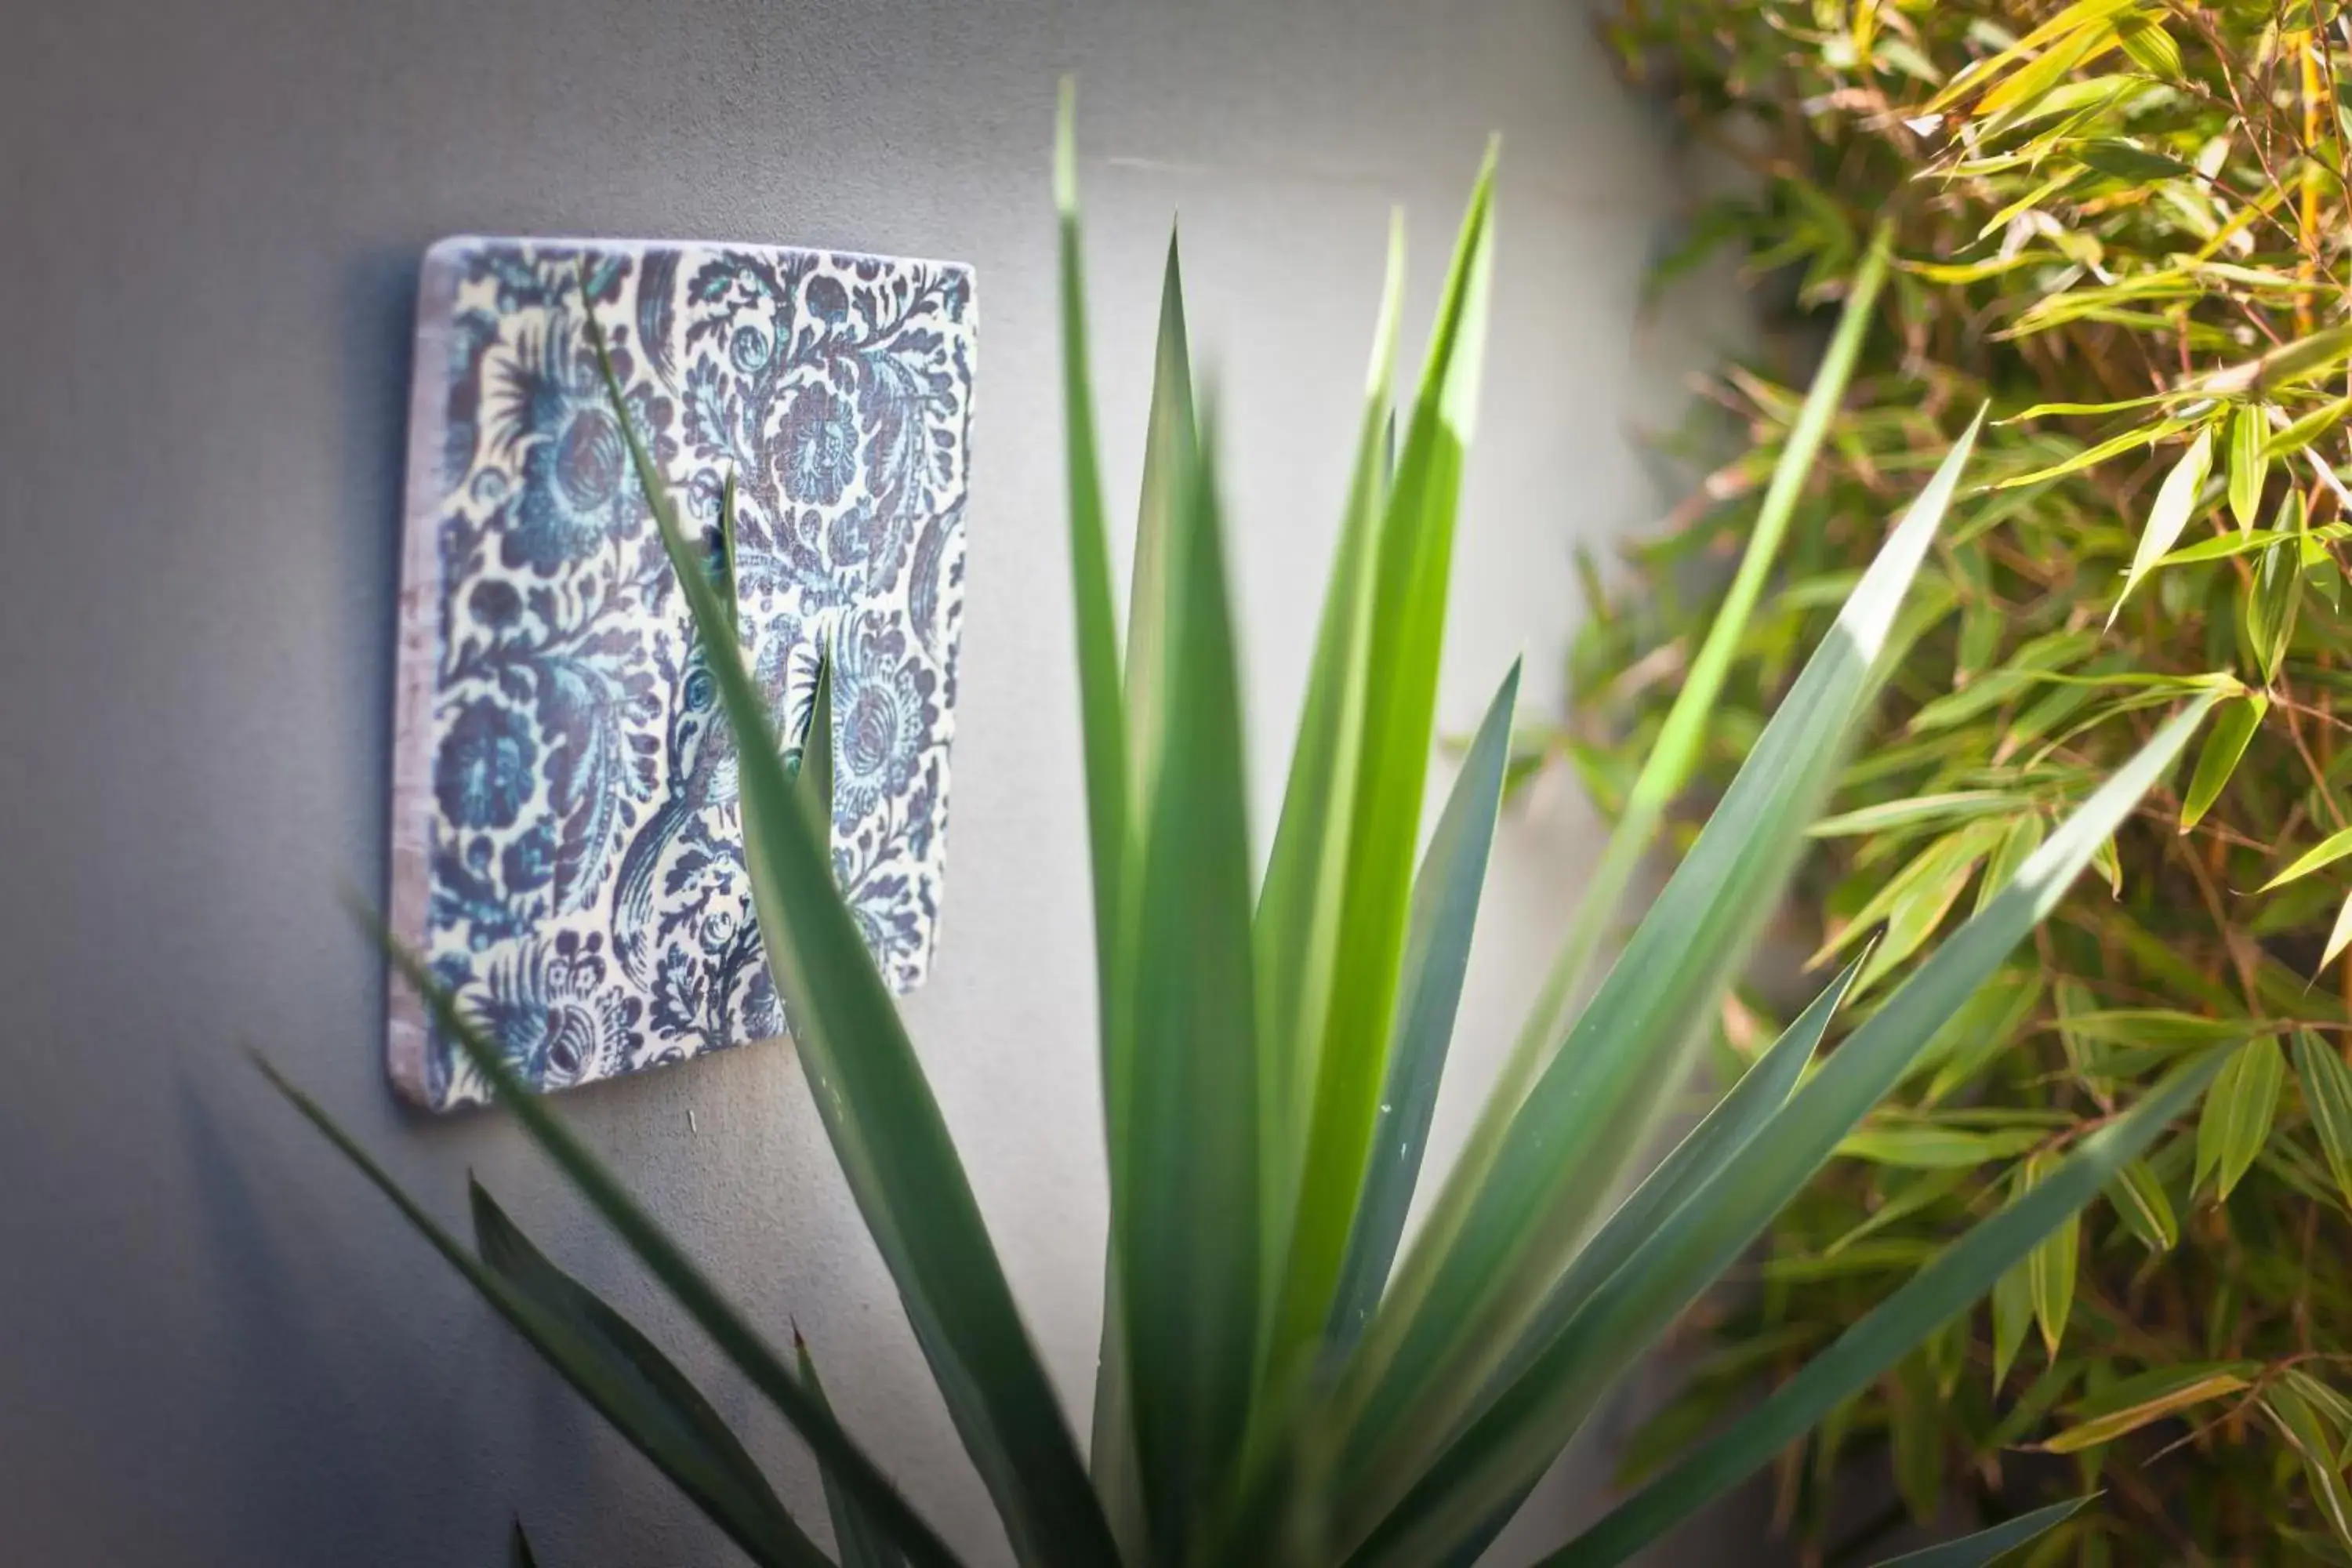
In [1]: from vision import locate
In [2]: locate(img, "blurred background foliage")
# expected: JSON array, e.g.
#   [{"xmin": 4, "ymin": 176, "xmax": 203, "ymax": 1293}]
[{"xmin": 1541, "ymin": 0, "xmax": 2352, "ymax": 1559}]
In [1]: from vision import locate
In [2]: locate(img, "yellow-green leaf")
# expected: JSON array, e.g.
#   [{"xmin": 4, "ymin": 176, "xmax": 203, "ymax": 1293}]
[
  {"xmin": 2229, "ymin": 404, "xmax": 2270, "ymax": 532},
  {"xmin": 1835, "ymin": 1123, "xmax": 2045, "ymax": 1169},
  {"xmin": 2110, "ymin": 426, "xmax": 2214, "ymax": 626},
  {"xmin": 2195, "ymin": 1035, "xmax": 2282, "ymax": 1202},
  {"xmin": 2260, "ymin": 824, "xmax": 2352, "ymax": 891},
  {"xmin": 2326, "ymin": 891, "xmax": 2352, "ymax": 978},
  {"xmin": 1987, "ymin": 414, "xmax": 2194, "ymax": 492},
  {"xmin": 2263, "ymin": 392, "xmax": 2352, "ymax": 459},
  {"xmin": 2178, "ymin": 694, "xmax": 2266, "ymax": 833},
  {"xmin": 2116, "ymin": 12, "xmax": 2182, "ymax": 78},
  {"xmin": 2044, "ymin": 1365, "xmax": 2252, "ymax": 1454}
]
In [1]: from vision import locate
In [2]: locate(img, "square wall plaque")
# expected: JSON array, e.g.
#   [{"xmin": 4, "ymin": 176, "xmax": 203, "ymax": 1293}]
[{"xmin": 388, "ymin": 238, "xmax": 975, "ymax": 1111}]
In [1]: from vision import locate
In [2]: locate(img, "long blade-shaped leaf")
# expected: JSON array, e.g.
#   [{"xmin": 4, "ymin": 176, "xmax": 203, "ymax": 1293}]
[
  {"xmin": 469, "ymin": 1181, "xmax": 806, "ymax": 1558},
  {"xmin": 511, "ymin": 1521, "xmax": 539, "ymax": 1568},
  {"xmin": 1425, "ymin": 956, "xmax": 1865, "ymax": 1568},
  {"xmin": 1121, "ymin": 231, "xmax": 1199, "ymax": 803},
  {"xmin": 1546, "ymin": 1052, "xmax": 2224, "ymax": 1568},
  {"xmin": 255, "ymin": 1057, "xmax": 831, "ymax": 1568},
  {"xmin": 1357, "ymin": 695, "xmax": 2214, "ymax": 1563},
  {"xmin": 1368, "ymin": 236, "xmax": 1896, "ymax": 1416},
  {"xmin": 790, "ymin": 647, "xmax": 834, "ymax": 834},
  {"xmin": 1257, "ymin": 212, "xmax": 1406, "ymax": 1313},
  {"xmin": 1272, "ymin": 142, "xmax": 1499, "ymax": 1376},
  {"xmin": 1339, "ymin": 416, "xmax": 1985, "ymax": 1534},
  {"xmin": 584, "ymin": 289, "xmax": 1113, "ymax": 1566},
  {"xmin": 1326, "ymin": 658, "xmax": 1520, "ymax": 1355},
  {"xmin": 1054, "ymin": 77, "xmax": 1129, "ymax": 1045},
  {"xmin": 2294, "ymin": 1029, "xmax": 2352, "ymax": 1209},
  {"xmin": 1054, "ymin": 82, "xmax": 1145, "ymax": 1555},
  {"xmin": 1486, "ymin": 953, "xmax": 1866, "ymax": 1402},
  {"xmin": 1869, "ymin": 1497, "xmax": 2092, "ymax": 1567},
  {"xmin": 1118, "ymin": 416, "xmax": 1264, "ymax": 1559},
  {"xmin": 794, "ymin": 1331, "xmax": 908, "ymax": 1568}
]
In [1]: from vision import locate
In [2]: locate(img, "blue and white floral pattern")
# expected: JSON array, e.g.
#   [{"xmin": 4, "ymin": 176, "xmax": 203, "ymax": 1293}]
[{"xmin": 388, "ymin": 238, "xmax": 975, "ymax": 1111}]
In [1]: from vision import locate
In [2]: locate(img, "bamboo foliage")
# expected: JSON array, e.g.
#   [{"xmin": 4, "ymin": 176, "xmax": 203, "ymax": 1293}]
[{"xmin": 1577, "ymin": 1, "xmax": 2352, "ymax": 1558}]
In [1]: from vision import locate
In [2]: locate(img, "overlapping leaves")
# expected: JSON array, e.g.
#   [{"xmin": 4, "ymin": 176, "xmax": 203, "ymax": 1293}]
[{"xmin": 256, "ymin": 82, "xmax": 2223, "ymax": 1568}]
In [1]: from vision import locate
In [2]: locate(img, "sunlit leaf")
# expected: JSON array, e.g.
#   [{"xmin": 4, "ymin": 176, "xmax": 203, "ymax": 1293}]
[
  {"xmin": 2259, "ymin": 824, "xmax": 2352, "ymax": 891},
  {"xmin": 2042, "ymin": 1364, "xmax": 2252, "ymax": 1453},
  {"xmin": 2110, "ymin": 426, "xmax": 2215, "ymax": 626},
  {"xmin": 2228, "ymin": 403, "xmax": 2270, "ymax": 532}
]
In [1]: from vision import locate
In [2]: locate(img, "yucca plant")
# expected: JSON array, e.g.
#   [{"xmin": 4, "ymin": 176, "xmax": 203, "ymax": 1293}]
[{"xmin": 262, "ymin": 89, "xmax": 2231, "ymax": 1566}]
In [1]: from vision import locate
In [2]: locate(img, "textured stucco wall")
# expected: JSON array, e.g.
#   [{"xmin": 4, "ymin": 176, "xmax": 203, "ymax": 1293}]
[{"xmin": 0, "ymin": 2, "xmax": 1755, "ymax": 1562}]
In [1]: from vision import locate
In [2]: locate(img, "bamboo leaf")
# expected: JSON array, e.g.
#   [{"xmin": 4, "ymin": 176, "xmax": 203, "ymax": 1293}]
[
  {"xmin": 2107, "ymin": 1156, "xmax": 2179, "ymax": 1251},
  {"xmin": 1868, "ymin": 1497, "xmax": 2092, "ymax": 1566},
  {"xmin": 256, "ymin": 1058, "xmax": 837, "ymax": 1568},
  {"xmin": 1327, "ymin": 659, "xmax": 1520, "ymax": 1355},
  {"xmin": 2249, "ymin": 540, "xmax": 2303, "ymax": 686},
  {"xmin": 2263, "ymin": 392, "xmax": 2352, "ymax": 459},
  {"xmin": 2267, "ymin": 1385, "xmax": 2352, "ymax": 1548},
  {"xmin": 1808, "ymin": 791, "xmax": 2016, "ymax": 839},
  {"xmin": 2154, "ymin": 527, "xmax": 2299, "ymax": 568},
  {"xmin": 2195, "ymin": 1035, "xmax": 2282, "ymax": 1203},
  {"xmin": 1986, "ymin": 415, "xmax": 2192, "ymax": 492},
  {"xmin": 2042, "ymin": 1365, "xmax": 2251, "ymax": 1454},
  {"xmin": 1991, "ymin": 1258, "xmax": 2033, "ymax": 1390},
  {"xmin": 1837, "ymin": 1124, "xmax": 2044, "ymax": 1168},
  {"xmin": 2229, "ymin": 403, "xmax": 2270, "ymax": 532},
  {"xmin": 2295, "ymin": 1030, "xmax": 2352, "ymax": 1210},
  {"xmin": 2257, "ymin": 823, "xmax": 2352, "ymax": 891},
  {"xmin": 2325, "ymin": 891, "xmax": 2352, "ymax": 975},
  {"xmin": 1545, "ymin": 1051, "xmax": 2226, "ymax": 1568},
  {"xmin": 2109, "ymin": 426, "xmax": 2214, "ymax": 626},
  {"xmin": 2020, "ymin": 1152, "xmax": 2078, "ymax": 1358},
  {"xmin": 510, "ymin": 1521, "xmax": 538, "ymax": 1568},
  {"xmin": 584, "ymin": 291, "xmax": 1110, "ymax": 1566},
  {"xmin": 2115, "ymin": 12, "xmax": 2181, "ymax": 78},
  {"xmin": 2197, "ymin": 324, "xmax": 2352, "ymax": 398},
  {"xmin": 2082, "ymin": 139, "xmax": 2194, "ymax": 183},
  {"xmin": 2178, "ymin": 693, "xmax": 2266, "ymax": 833}
]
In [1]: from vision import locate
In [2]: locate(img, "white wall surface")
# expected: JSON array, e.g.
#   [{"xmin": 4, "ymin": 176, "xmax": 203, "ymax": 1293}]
[{"xmin": 0, "ymin": 1, "xmax": 1757, "ymax": 1562}]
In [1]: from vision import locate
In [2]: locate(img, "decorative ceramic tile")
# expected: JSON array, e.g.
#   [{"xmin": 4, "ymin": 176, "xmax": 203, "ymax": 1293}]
[{"xmin": 387, "ymin": 238, "xmax": 975, "ymax": 1111}]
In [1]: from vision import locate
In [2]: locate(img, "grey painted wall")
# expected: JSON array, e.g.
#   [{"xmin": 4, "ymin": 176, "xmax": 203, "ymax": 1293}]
[{"xmin": 0, "ymin": 2, "xmax": 1755, "ymax": 1563}]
